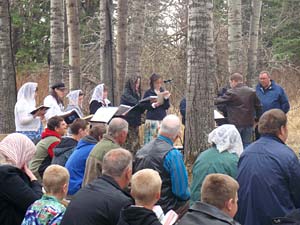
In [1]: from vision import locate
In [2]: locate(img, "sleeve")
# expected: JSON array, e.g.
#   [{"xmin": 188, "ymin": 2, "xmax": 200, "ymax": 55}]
[
  {"xmin": 44, "ymin": 96, "xmax": 63, "ymax": 120},
  {"xmin": 163, "ymin": 150, "xmax": 190, "ymax": 201},
  {"xmin": 2, "ymin": 174, "xmax": 43, "ymax": 212},
  {"xmin": 254, "ymin": 93, "xmax": 262, "ymax": 119},
  {"xmin": 15, "ymin": 105, "xmax": 36, "ymax": 125},
  {"xmin": 82, "ymin": 156, "xmax": 103, "ymax": 186},
  {"xmin": 89, "ymin": 100, "xmax": 102, "ymax": 114},
  {"xmin": 279, "ymin": 88, "xmax": 290, "ymax": 113},
  {"xmin": 121, "ymin": 90, "xmax": 139, "ymax": 106},
  {"xmin": 139, "ymin": 90, "xmax": 153, "ymax": 111},
  {"xmin": 214, "ymin": 91, "xmax": 233, "ymax": 105},
  {"xmin": 287, "ymin": 157, "xmax": 300, "ymax": 208},
  {"xmin": 162, "ymin": 98, "xmax": 170, "ymax": 110}
]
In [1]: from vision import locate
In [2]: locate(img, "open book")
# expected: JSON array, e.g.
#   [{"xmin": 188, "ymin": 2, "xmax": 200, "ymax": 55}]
[
  {"xmin": 153, "ymin": 205, "xmax": 178, "ymax": 225},
  {"xmin": 140, "ymin": 93, "xmax": 165, "ymax": 105},
  {"xmin": 30, "ymin": 105, "xmax": 50, "ymax": 115},
  {"xmin": 60, "ymin": 109, "xmax": 89, "ymax": 124},
  {"xmin": 90, "ymin": 105, "xmax": 136, "ymax": 123}
]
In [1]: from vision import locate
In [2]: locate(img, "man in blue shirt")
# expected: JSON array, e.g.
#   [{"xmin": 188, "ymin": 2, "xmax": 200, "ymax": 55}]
[
  {"xmin": 134, "ymin": 114, "xmax": 190, "ymax": 218},
  {"xmin": 256, "ymin": 71, "xmax": 290, "ymax": 114}
]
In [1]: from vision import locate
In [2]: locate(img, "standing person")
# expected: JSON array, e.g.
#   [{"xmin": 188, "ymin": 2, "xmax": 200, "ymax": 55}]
[
  {"xmin": 65, "ymin": 89, "xmax": 84, "ymax": 117},
  {"xmin": 256, "ymin": 71, "xmax": 290, "ymax": 114},
  {"xmin": 44, "ymin": 82, "xmax": 67, "ymax": 121},
  {"xmin": 120, "ymin": 76, "xmax": 145, "ymax": 155},
  {"xmin": 0, "ymin": 133, "xmax": 43, "ymax": 225},
  {"xmin": 236, "ymin": 109, "xmax": 300, "ymax": 225},
  {"xmin": 89, "ymin": 83, "xmax": 111, "ymax": 114},
  {"xmin": 15, "ymin": 82, "xmax": 46, "ymax": 144},
  {"xmin": 215, "ymin": 73, "xmax": 262, "ymax": 148},
  {"xmin": 142, "ymin": 73, "xmax": 171, "ymax": 144}
]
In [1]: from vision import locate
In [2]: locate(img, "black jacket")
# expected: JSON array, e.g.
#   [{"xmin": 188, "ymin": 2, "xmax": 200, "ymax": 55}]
[
  {"xmin": 117, "ymin": 206, "xmax": 162, "ymax": 225},
  {"xmin": 178, "ymin": 202, "xmax": 240, "ymax": 225},
  {"xmin": 61, "ymin": 175, "xmax": 134, "ymax": 225},
  {"xmin": 0, "ymin": 165, "xmax": 43, "ymax": 225},
  {"xmin": 52, "ymin": 137, "xmax": 78, "ymax": 166}
]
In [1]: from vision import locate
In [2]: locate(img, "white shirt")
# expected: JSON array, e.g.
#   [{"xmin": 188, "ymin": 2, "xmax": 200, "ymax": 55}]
[{"xmin": 44, "ymin": 95, "xmax": 64, "ymax": 120}]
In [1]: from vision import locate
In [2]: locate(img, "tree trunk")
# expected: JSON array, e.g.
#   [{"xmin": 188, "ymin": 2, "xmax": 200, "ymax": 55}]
[
  {"xmin": 185, "ymin": 0, "xmax": 215, "ymax": 162},
  {"xmin": 50, "ymin": 0, "xmax": 65, "ymax": 88},
  {"xmin": 125, "ymin": 0, "xmax": 146, "ymax": 83},
  {"xmin": 247, "ymin": 0, "xmax": 262, "ymax": 87},
  {"xmin": 99, "ymin": 0, "xmax": 115, "ymax": 104},
  {"xmin": 228, "ymin": 0, "xmax": 243, "ymax": 74},
  {"xmin": 0, "ymin": 0, "xmax": 17, "ymax": 133},
  {"xmin": 66, "ymin": 0, "xmax": 81, "ymax": 90}
]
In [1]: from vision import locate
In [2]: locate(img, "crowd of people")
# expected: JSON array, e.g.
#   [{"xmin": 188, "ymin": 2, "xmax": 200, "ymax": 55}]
[{"xmin": 0, "ymin": 70, "xmax": 298, "ymax": 225}]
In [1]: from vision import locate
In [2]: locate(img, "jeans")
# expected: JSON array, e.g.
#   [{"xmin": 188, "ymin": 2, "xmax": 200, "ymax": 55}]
[{"xmin": 238, "ymin": 126, "xmax": 253, "ymax": 149}]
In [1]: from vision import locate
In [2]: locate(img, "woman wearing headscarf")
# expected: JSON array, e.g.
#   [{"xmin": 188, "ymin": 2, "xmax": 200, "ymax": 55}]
[
  {"xmin": 15, "ymin": 82, "xmax": 45, "ymax": 144},
  {"xmin": 120, "ymin": 76, "xmax": 145, "ymax": 155},
  {"xmin": 44, "ymin": 82, "xmax": 67, "ymax": 121},
  {"xmin": 65, "ymin": 90, "xmax": 84, "ymax": 117},
  {"xmin": 0, "ymin": 133, "xmax": 43, "ymax": 225},
  {"xmin": 89, "ymin": 83, "xmax": 111, "ymax": 114},
  {"xmin": 190, "ymin": 124, "xmax": 243, "ymax": 206},
  {"xmin": 141, "ymin": 73, "xmax": 170, "ymax": 144}
]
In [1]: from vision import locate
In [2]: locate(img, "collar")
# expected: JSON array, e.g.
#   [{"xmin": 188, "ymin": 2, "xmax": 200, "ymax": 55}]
[
  {"xmin": 259, "ymin": 80, "xmax": 274, "ymax": 91},
  {"xmin": 41, "ymin": 128, "xmax": 61, "ymax": 139},
  {"xmin": 235, "ymin": 83, "xmax": 244, "ymax": 88},
  {"xmin": 158, "ymin": 135, "xmax": 174, "ymax": 146},
  {"xmin": 260, "ymin": 134, "xmax": 285, "ymax": 145},
  {"xmin": 42, "ymin": 194, "xmax": 61, "ymax": 203},
  {"xmin": 101, "ymin": 175, "xmax": 133, "ymax": 199}
]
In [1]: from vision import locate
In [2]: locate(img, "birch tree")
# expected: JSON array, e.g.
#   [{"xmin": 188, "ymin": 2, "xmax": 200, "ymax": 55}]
[
  {"xmin": 66, "ymin": 0, "xmax": 81, "ymax": 90},
  {"xmin": 247, "ymin": 0, "xmax": 262, "ymax": 87},
  {"xmin": 0, "ymin": 0, "xmax": 17, "ymax": 133},
  {"xmin": 185, "ymin": 0, "xmax": 215, "ymax": 162},
  {"xmin": 50, "ymin": 0, "xmax": 65, "ymax": 87}
]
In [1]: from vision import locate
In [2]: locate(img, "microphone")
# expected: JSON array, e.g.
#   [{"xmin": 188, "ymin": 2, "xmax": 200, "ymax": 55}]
[{"xmin": 164, "ymin": 79, "xmax": 173, "ymax": 83}]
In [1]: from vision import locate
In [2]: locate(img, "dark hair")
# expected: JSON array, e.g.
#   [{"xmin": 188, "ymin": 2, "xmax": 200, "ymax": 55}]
[
  {"xmin": 47, "ymin": 116, "xmax": 64, "ymax": 131},
  {"xmin": 230, "ymin": 73, "xmax": 243, "ymax": 82},
  {"xmin": 79, "ymin": 91, "xmax": 84, "ymax": 96},
  {"xmin": 89, "ymin": 124, "xmax": 107, "ymax": 141},
  {"xmin": 258, "ymin": 109, "xmax": 287, "ymax": 135},
  {"xmin": 150, "ymin": 73, "xmax": 162, "ymax": 90},
  {"xmin": 69, "ymin": 119, "xmax": 88, "ymax": 135},
  {"xmin": 51, "ymin": 89, "xmax": 64, "ymax": 105}
]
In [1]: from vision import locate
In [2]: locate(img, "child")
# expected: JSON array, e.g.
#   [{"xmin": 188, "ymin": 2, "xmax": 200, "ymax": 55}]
[
  {"xmin": 22, "ymin": 165, "xmax": 70, "ymax": 225},
  {"xmin": 118, "ymin": 169, "xmax": 162, "ymax": 225}
]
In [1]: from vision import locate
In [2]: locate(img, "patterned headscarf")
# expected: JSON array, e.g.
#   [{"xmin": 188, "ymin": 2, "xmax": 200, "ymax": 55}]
[
  {"xmin": 90, "ymin": 83, "xmax": 110, "ymax": 105},
  {"xmin": 0, "ymin": 133, "xmax": 36, "ymax": 169},
  {"xmin": 67, "ymin": 90, "xmax": 83, "ymax": 107},
  {"xmin": 16, "ymin": 82, "xmax": 37, "ymax": 108}
]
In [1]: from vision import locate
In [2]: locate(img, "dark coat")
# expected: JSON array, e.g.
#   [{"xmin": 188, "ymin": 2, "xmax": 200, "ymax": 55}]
[
  {"xmin": 256, "ymin": 80, "xmax": 290, "ymax": 114},
  {"xmin": 236, "ymin": 135, "xmax": 300, "ymax": 225},
  {"xmin": 51, "ymin": 137, "xmax": 78, "ymax": 166},
  {"xmin": 179, "ymin": 98, "xmax": 186, "ymax": 125},
  {"xmin": 117, "ymin": 206, "xmax": 162, "ymax": 225},
  {"xmin": 178, "ymin": 202, "xmax": 240, "ymax": 225},
  {"xmin": 0, "ymin": 165, "xmax": 43, "ymax": 225},
  {"xmin": 141, "ymin": 88, "xmax": 170, "ymax": 121},
  {"xmin": 120, "ymin": 79, "xmax": 144, "ymax": 127},
  {"xmin": 61, "ymin": 175, "xmax": 134, "ymax": 225},
  {"xmin": 215, "ymin": 83, "xmax": 262, "ymax": 127}
]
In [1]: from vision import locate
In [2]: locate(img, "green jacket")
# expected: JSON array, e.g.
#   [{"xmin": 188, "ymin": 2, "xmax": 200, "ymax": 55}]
[
  {"xmin": 190, "ymin": 147, "xmax": 238, "ymax": 205},
  {"xmin": 83, "ymin": 134, "xmax": 120, "ymax": 186}
]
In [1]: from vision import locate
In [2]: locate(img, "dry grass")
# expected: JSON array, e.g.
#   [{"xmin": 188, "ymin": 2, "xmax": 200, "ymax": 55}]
[{"xmin": 286, "ymin": 100, "xmax": 300, "ymax": 154}]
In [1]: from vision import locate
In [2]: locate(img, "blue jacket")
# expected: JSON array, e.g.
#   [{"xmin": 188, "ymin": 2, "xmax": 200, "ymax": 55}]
[
  {"xmin": 65, "ymin": 135, "xmax": 97, "ymax": 195},
  {"xmin": 256, "ymin": 80, "xmax": 290, "ymax": 114},
  {"xmin": 236, "ymin": 135, "xmax": 300, "ymax": 225}
]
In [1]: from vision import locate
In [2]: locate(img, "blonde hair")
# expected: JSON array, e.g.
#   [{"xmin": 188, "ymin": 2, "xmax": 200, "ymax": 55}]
[
  {"xmin": 43, "ymin": 165, "xmax": 70, "ymax": 195},
  {"xmin": 131, "ymin": 169, "xmax": 162, "ymax": 205},
  {"xmin": 201, "ymin": 174, "xmax": 239, "ymax": 210}
]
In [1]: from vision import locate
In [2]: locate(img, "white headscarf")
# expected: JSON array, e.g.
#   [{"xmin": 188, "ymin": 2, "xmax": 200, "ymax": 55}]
[
  {"xmin": 208, "ymin": 124, "xmax": 243, "ymax": 157},
  {"xmin": 0, "ymin": 133, "xmax": 36, "ymax": 169},
  {"xmin": 90, "ymin": 83, "xmax": 110, "ymax": 105},
  {"xmin": 17, "ymin": 82, "xmax": 37, "ymax": 108},
  {"xmin": 67, "ymin": 90, "xmax": 82, "ymax": 107}
]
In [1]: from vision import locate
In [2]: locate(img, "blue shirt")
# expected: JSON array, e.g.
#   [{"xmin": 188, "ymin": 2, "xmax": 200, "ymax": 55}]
[{"xmin": 158, "ymin": 135, "xmax": 190, "ymax": 201}]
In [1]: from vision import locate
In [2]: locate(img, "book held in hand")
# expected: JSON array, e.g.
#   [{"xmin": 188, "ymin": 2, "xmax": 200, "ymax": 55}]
[
  {"xmin": 60, "ymin": 109, "xmax": 81, "ymax": 124},
  {"xmin": 30, "ymin": 105, "xmax": 50, "ymax": 115},
  {"xmin": 90, "ymin": 105, "xmax": 136, "ymax": 123}
]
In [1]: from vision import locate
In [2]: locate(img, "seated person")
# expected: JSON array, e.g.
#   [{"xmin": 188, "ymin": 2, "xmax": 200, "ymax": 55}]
[
  {"xmin": 30, "ymin": 116, "xmax": 67, "ymax": 181},
  {"xmin": 118, "ymin": 169, "xmax": 162, "ymax": 225},
  {"xmin": 66, "ymin": 124, "xmax": 106, "ymax": 195},
  {"xmin": 190, "ymin": 124, "xmax": 242, "ymax": 205},
  {"xmin": 22, "ymin": 165, "xmax": 70, "ymax": 225},
  {"xmin": 52, "ymin": 118, "xmax": 88, "ymax": 166},
  {"xmin": 178, "ymin": 174, "xmax": 240, "ymax": 225}
]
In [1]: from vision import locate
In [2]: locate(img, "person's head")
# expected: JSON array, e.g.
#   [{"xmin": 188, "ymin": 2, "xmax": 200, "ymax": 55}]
[
  {"xmin": 66, "ymin": 90, "xmax": 84, "ymax": 107},
  {"xmin": 90, "ymin": 83, "xmax": 108, "ymax": 103},
  {"xmin": 0, "ymin": 133, "xmax": 36, "ymax": 168},
  {"xmin": 107, "ymin": 118, "xmax": 128, "ymax": 144},
  {"xmin": 69, "ymin": 118, "xmax": 89, "ymax": 139},
  {"xmin": 17, "ymin": 82, "xmax": 38, "ymax": 102},
  {"xmin": 47, "ymin": 116, "xmax": 68, "ymax": 136},
  {"xmin": 208, "ymin": 124, "xmax": 243, "ymax": 157},
  {"xmin": 159, "ymin": 114, "xmax": 181, "ymax": 142},
  {"xmin": 258, "ymin": 109, "xmax": 288, "ymax": 142},
  {"xmin": 125, "ymin": 76, "xmax": 141, "ymax": 95},
  {"xmin": 43, "ymin": 165, "xmax": 70, "ymax": 200},
  {"xmin": 131, "ymin": 169, "xmax": 162, "ymax": 208},
  {"xmin": 201, "ymin": 174, "xmax": 239, "ymax": 218},
  {"xmin": 102, "ymin": 148, "xmax": 132, "ymax": 189},
  {"xmin": 89, "ymin": 124, "xmax": 107, "ymax": 141},
  {"xmin": 51, "ymin": 82, "xmax": 66, "ymax": 102},
  {"xmin": 259, "ymin": 71, "xmax": 271, "ymax": 88},
  {"xmin": 150, "ymin": 73, "xmax": 163, "ymax": 90},
  {"xmin": 229, "ymin": 73, "xmax": 243, "ymax": 88}
]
